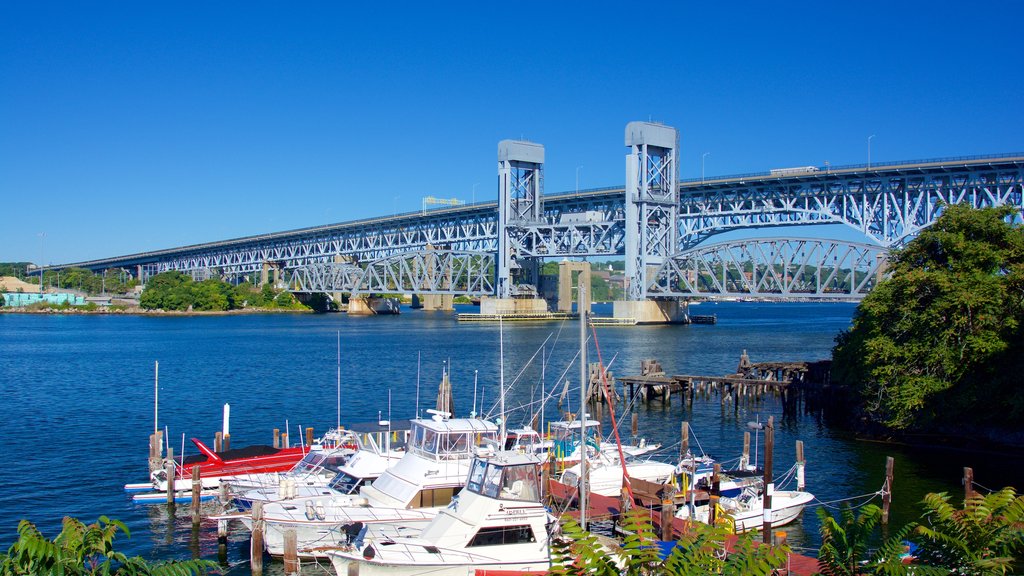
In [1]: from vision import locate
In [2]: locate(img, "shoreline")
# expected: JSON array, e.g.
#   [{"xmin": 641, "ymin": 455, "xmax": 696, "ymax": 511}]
[{"xmin": 0, "ymin": 306, "xmax": 313, "ymax": 316}]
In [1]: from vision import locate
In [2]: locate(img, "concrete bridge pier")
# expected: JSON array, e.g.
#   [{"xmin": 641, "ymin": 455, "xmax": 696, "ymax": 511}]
[
  {"xmin": 557, "ymin": 261, "xmax": 591, "ymax": 314},
  {"xmin": 612, "ymin": 299, "xmax": 687, "ymax": 324},
  {"xmin": 413, "ymin": 294, "xmax": 454, "ymax": 311},
  {"xmin": 348, "ymin": 296, "xmax": 401, "ymax": 315}
]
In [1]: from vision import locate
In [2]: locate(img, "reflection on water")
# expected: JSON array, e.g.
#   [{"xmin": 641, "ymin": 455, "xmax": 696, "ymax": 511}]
[{"xmin": 0, "ymin": 302, "xmax": 1018, "ymax": 570}]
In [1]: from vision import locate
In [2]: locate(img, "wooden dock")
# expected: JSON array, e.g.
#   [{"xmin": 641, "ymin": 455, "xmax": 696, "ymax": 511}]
[{"xmin": 615, "ymin": 354, "xmax": 835, "ymax": 416}]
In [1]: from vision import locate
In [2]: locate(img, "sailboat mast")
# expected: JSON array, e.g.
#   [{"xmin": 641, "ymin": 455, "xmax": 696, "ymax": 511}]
[
  {"xmin": 337, "ymin": 331, "xmax": 341, "ymax": 430},
  {"xmin": 578, "ymin": 277, "xmax": 588, "ymax": 529},
  {"xmin": 499, "ymin": 318, "xmax": 506, "ymax": 446}
]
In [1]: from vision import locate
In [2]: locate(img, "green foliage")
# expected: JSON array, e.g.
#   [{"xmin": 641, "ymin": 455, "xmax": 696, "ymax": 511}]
[
  {"xmin": 549, "ymin": 509, "xmax": 787, "ymax": 576},
  {"xmin": 832, "ymin": 205, "xmax": 1024, "ymax": 430},
  {"xmin": 0, "ymin": 293, "xmax": 4, "ymax": 307},
  {"xmin": 140, "ymin": 274, "xmax": 307, "ymax": 312},
  {"xmin": 306, "ymin": 293, "xmax": 340, "ymax": 313},
  {"xmin": 0, "ymin": 516, "xmax": 216, "ymax": 575},
  {"xmin": 140, "ymin": 272, "xmax": 193, "ymax": 311},
  {"xmin": 0, "ymin": 262, "xmax": 32, "ymax": 280},
  {"xmin": 816, "ymin": 504, "xmax": 937, "ymax": 576},
  {"xmin": 914, "ymin": 488, "xmax": 1024, "ymax": 575}
]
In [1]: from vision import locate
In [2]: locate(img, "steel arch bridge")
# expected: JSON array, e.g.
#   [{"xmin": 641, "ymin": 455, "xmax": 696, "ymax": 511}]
[{"xmin": 49, "ymin": 132, "xmax": 1023, "ymax": 300}]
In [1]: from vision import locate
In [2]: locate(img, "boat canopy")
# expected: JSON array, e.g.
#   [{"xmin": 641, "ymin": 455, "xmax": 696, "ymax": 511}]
[{"xmin": 408, "ymin": 418, "xmax": 498, "ymax": 461}]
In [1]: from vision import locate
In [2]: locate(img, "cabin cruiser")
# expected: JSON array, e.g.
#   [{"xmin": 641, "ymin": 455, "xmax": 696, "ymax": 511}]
[
  {"xmin": 229, "ymin": 421, "xmax": 410, "ymax": 510},
  {"xmin": 231, "ymin": 412, "xmax": 500, "ymax": 558},
  {"xmin": 327, "ymin": 450, "xmax": 551, "ymax": 575},
  {"xmin": 507, "ymin": 418, "xmax": 660, "ymax": 466}
]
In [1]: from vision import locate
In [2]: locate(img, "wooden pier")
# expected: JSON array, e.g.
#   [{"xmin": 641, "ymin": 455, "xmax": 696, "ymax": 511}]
[{"xmin": 616, "ymin": 353, "xmax": 835, "ymax": 416}]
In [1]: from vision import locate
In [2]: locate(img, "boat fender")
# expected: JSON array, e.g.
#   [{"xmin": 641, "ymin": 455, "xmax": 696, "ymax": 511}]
[
  {"xmin": 362, "ymin": 543, "xmax": 375, "ymax": 560},
  {"xmin": 639, "ymin": 438, "xmax": 646, "ymax": 448},
  {"xmin": 305, "ymin": 501, "xmax": 315, "ymax": 521},
  {"xmin": 315, "ymin": 501, "xmax": 326, "ymax": 521}
]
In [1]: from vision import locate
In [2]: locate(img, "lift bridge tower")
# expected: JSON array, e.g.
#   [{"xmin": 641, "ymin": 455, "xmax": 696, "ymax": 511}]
[{"xmin": 497, "ymin": 139, "xmax": 544, "ymax": 299}]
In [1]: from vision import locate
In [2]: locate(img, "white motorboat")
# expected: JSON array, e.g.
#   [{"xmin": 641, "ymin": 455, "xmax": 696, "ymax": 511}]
[
  {"xmin": 509, "ymin": 419, "xmax": 660, "ymax": 466},
  {"xmin": 327, "ymin": 450, "xmax": 551, "ymax": 576},
  {"xmin": 676, "ymin": 484, "xmax": 815, "ymax": 532},
  {"xmin": 230, "ymin": 421, "xmax": 409, "ymax": 510},
  {"xmin": 558, "ymin": 452, "xmax": 677, "ymax": 497},
  {"xmin": 230, "ymin": 412, "xmax": 500, "ymax": 557}
]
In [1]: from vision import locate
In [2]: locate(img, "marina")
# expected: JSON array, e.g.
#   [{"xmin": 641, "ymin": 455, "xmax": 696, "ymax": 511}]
[{"xmin": 1, "ymin": 302, "xmax": 1020, "ymax": 574}]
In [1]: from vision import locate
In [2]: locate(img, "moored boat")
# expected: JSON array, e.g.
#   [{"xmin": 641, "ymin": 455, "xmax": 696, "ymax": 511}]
[{"xmin": 327, "ymin": 450, "xmax": 551, "ymax": 576}]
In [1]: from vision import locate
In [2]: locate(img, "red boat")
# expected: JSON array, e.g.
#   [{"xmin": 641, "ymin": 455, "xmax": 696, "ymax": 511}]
[{"xmin": 151, "ymin": 438, "xmax": 308, "ymax": 491}]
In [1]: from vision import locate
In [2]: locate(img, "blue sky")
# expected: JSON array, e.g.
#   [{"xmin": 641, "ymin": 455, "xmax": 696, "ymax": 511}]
[{"xmin": 2, "ymin": 1, "xmax": 1021, "ymax": 265}]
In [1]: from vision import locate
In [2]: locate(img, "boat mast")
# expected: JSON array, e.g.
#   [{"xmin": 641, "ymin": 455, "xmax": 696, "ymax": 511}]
[
  {"xmin": 337, "ymin": 331, "xmax": 341, "ymax": 431},
  {"xmin": 499, "ymin": 317, "xmax": 506, "ymax": 446},
  {"xmin": 578, "ymin": 276, "xmax": 588, "ymax": 530},
  {"xmin": 153, "ymin": 360, "xmax": 159, "ymax": 437}
]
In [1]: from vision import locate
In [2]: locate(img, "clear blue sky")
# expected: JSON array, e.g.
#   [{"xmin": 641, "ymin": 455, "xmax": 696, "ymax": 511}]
[{"xmin": 2, "ymin": 1, "xmax": 1021, "ymax": 265}]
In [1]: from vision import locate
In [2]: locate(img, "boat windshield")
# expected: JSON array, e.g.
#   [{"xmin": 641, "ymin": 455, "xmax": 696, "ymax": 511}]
[
  {"xmin": 467, "ymin": 459, "xmax": 540, "ymax": 502},
  {"xmin": 328, "ymin": 471, "xmax": 365, "ymax": 495}
]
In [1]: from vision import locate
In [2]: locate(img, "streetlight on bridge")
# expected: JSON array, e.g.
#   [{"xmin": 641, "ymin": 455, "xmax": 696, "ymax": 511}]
[
  {"xmin": 702, "ymin": 152, "xmax": 711, "ymax": 184},
  {"xmin": 575, "ymin": 165, "xmax": 583, "ymax": 195},
  {"xmin": 868, "ymin": 135, "xmax": 876, "ymax": 170}
]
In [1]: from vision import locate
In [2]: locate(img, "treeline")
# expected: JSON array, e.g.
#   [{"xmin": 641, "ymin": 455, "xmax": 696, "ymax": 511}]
[
  {"xmin": 139, "ymin": 271, "xmax": 306, "ymax": 312},
  {"xmin": 831, "ymin": 205, "xmax": 1024, "ymax": 436},
  {"xmin": 0, "ymin": 263, "xmax": 138, "ymax": 295}
]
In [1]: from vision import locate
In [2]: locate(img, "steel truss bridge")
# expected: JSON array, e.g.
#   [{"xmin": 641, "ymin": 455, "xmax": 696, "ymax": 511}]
[{"xmin": 53, "ymin": 125, "xmax": 1023, "ymax": 300}]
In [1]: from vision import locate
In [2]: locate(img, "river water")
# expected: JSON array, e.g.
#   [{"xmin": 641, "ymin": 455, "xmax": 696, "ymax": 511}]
[{"xmin": 0, "ymin": 302, "xmax": 1016, "ymax": 572}]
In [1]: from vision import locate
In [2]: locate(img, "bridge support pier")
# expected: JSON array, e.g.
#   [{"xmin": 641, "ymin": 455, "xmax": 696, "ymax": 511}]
[
  {"xmin": 613, "ymin": 299, "xmax": 687, "ymax": 324},
  {"xmin": 413, "ymin": 294, "xmax": 454, "ymax": 311},
  {"xmin": 479, "ymin": 297, "xmax": 548, "ymax": 316},
  {"xmin": 347, "ymin": 296, "xmax": 401, "ymax": 315},
  {"xmin": 557, "ymin": 261, "xmax": 591, "ymax": 314}
]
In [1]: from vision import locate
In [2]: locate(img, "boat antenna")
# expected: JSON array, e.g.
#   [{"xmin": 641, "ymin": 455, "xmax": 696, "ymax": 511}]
[
  {"xmin": 472, "ymin": 369, "xmax": 478, "ymax": 418},
  {"xmin": 578, "ymin": 277, "xmax": 588, "ymax": 530},
  {"xmin": 499, "ymin": 317, "xmax": 506, "ymax": 446},
  {"xmin": 336, "ymin": 331, "xmax": 341, "ymax": 431}
]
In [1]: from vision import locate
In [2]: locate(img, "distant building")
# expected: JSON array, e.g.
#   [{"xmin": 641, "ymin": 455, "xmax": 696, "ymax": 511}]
[{"xmin": 1, "ymin": 292, "xmax": 86, "ymax": 307}]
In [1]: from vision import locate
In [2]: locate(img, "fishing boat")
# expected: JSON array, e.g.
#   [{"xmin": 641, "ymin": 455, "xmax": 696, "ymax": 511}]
[
  {"xmin": 227, "ymin": 412, "xmax": 500, "ymax": 557},
  {"xmin": 326, "ymin": 450, "xmax": 551, "ymax": 576},
  {"xmin": 675, "ymin": 483, "xmax": 815, "ymax": 532}
]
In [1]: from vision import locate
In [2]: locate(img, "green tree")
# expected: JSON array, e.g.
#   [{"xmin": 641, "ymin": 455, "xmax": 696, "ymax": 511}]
[
  {"xmin": 0, "ymin": 293, "xmax": 5, "ymax": 307},
  {"xmin": 139, "ymin": 271, "xmax": 194, "ymax": 311},
  {"xmin": 307, "ymin": 293, "xmax": 339, "ymax": 313},
  {"xmin": 0, "ymin": 516, "xmax": 215, "ymax": 575},
  {"xmin": 190, "ymin": 279, "xmax": 230, "ymax": 311},
  {"xmin": 832, "ymin": 205, "xmax": 1024, "ymax": 431}
]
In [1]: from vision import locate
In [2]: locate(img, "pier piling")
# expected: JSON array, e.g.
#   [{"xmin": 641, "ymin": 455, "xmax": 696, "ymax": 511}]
[
  {"xmin": 273, "ymin": 428, "xmax": 280, "ymax": 449},
  {"xmin": 214, "ymin": 431, "xmax": 223, "ymax": 453},
  {"xmin": 164, "ymin": 448, "xmax": 175, "ymax": 505},
  {"xmin": 964, "ymin": 467, "xmax": 975, "ymax": 501},
  {"xmin": 882, "ymin": 456, "xmax": 894, "ymax": 525},
  {"xmin": 191, "ymin": 466, "xmax": 201, "ymax": 526},
  {"xmin": 305, "ymin": 427, "xmax": 313, "ymax": 447},
  {"xmin": 283, "ymin": 529, "xmax": 299, "ymax": 575},
  {"xmin": 251, "ymin": 502, "xmax": 264, "ymax": 576}
]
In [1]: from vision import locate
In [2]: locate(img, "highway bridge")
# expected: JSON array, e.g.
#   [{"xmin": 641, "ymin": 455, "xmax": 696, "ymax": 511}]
[{"xmin": 46, "ymin": 122, "xmax": 1023, "ymax": 302}]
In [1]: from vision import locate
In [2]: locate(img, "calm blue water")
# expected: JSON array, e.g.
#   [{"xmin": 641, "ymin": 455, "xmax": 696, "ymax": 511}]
[{"xmin": 0, "ymin": 302, "xmax": 1016, "ymax": 570}]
